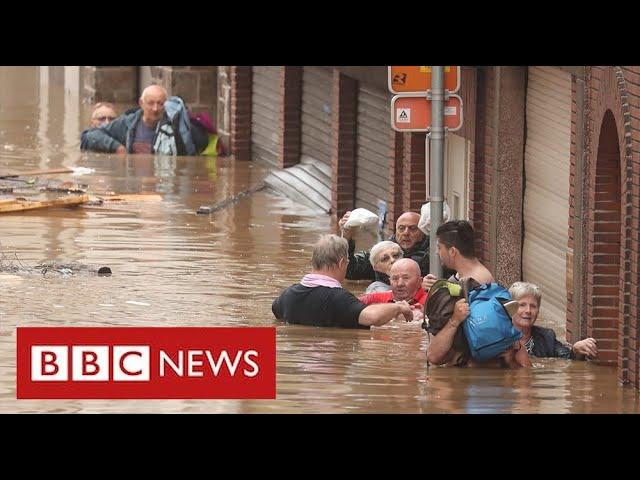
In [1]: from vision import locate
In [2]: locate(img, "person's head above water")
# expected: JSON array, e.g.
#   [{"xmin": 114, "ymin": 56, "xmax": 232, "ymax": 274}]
[
  {"xmin": 90, "ymin": 102, "xmax": 117, "ymax": 128},
  {"xmin": 139, "ymin": 84, "xmax": 168, "ymax": 128}
]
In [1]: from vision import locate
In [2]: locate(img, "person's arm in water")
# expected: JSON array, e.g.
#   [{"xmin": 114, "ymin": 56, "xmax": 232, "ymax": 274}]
[
  {"xmin": 571, "ymin": 338, "xmax": 598, "ymax": 359},
  {"xmin": 81, "ymin": 115, "xmax": 129, "ymax": 154},
  {"xmin": 358, "ymin": 302, "xmax": 413, "ymax": 327},
  {"xmin": 426, "ymin": 298, "xmax": 469, "ymax": 365}
]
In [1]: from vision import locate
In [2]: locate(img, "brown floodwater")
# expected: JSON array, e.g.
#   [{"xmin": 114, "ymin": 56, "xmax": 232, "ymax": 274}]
[{"xmin": 0, "ymin": 66, "xmax": 638, "ymax": 413}]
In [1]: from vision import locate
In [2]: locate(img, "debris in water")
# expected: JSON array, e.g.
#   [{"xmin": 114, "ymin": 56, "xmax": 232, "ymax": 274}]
[
  {"xmin": 126, "ymin": 300, "xmax": 151, "ymax": 306},
  {"xmin": 196, "ymin": 182, "xmax": 265, "ymax": 215},
  {"xmin": 97, "ymin": 267, "xmax": 112, "ymax": 276},
  {"xmin": 71, "ymin": 167, "xmax": 95, "ymax": 176},
  {"xmin": 0, "ymin": 248, "xmax": 113, "ymax": 277}
]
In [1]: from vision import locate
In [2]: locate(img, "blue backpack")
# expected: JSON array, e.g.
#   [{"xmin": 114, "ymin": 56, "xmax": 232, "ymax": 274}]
[{"xmin": 463, "ymin": 283, "xmax": 522, "ymax": 362}]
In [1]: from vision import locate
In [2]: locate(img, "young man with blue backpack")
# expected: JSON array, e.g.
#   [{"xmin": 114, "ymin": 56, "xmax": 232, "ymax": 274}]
[{"xmin": 424, "ymin": 220, "xmax": 530, "ymax": 368}]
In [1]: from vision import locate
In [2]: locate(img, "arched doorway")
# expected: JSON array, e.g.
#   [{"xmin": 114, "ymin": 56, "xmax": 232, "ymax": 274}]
[{"xmin": 589, "ymin": 109, "xmax": 622, "ymax": 368}]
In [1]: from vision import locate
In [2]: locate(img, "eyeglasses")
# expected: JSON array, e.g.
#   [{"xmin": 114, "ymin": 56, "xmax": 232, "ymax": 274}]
[{"xmin": 94, "ymin": 116, "xmax": 116, "ymax": 122}]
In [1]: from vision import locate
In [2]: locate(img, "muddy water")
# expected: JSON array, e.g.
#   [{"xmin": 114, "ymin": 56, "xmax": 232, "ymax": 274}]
[{"xmin": 0, "ymin": 66, "xmax": 638, "ymax": 413}]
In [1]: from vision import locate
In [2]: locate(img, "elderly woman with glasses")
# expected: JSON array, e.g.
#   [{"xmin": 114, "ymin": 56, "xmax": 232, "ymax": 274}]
[
  {"xmin": 90, "ymin": 102, "xmax": 118, "ymax": 128},
  {"xmin": 363, "ymin": 240, "xmax": 404, "ymax": 293}
]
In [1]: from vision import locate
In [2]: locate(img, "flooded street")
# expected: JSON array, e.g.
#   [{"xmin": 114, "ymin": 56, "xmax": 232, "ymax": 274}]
[{"xmin": 1, "ymin": 66, "xmax": 638, "ymax": 413}]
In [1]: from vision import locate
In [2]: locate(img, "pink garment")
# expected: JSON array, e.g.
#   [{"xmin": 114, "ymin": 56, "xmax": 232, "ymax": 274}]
[
  {"xmin": 300, "ymin": 274, "xmax": 343, "ymax": 289},
  {"xmin": 189, "ymin": 111, "xmax": 216, "ymax": 134}
]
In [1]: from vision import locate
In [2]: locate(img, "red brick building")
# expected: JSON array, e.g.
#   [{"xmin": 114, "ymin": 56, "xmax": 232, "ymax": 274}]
[
  {"xmin": 224, "ymin": 66, "xmax": 639, "ymax": 389},
  {"xmin": 85, "ymin": 65, "xmax": 639, "ymax": 389}
]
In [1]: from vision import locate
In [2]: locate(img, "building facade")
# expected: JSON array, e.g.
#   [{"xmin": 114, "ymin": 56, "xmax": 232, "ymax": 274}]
[
  {"xmin": 224, "ymin": 65, "xmax": 639, "ymax": 389},
  {"xmin": 85, "ymin": 65, "xmax": 639, "ymax": 389}
]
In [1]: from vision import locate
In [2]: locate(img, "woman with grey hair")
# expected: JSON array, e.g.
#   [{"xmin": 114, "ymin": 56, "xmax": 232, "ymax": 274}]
[
  {"xmin": 365, "ymin": 241, "xmax": 403, "ymax": 293},
  {"xmin": 509, "ymin": 281, "xmax": 598, "ymax": 359}
]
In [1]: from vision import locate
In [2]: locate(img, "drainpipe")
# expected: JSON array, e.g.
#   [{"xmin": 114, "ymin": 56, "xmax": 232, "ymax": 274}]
[{"xmin": 429, "ymin": 66, "xmax": 445, "ymax": 277}]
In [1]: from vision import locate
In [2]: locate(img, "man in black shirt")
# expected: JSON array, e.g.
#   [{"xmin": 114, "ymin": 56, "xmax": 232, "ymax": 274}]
[{"xmin": 272, "ymin": 234, "xmax": 413, "ymax": 328}]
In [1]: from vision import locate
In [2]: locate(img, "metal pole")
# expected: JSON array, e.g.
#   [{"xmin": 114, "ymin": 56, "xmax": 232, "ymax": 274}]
[{"xmin": 429, "ymin": 66, "xmax": 445, "ymax": 277}]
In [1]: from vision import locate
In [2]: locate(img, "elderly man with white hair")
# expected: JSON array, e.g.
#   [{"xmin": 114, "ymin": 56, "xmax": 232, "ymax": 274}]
[
  {"xmin": 81, "ymin": 84, "xmax": 208, "ymax": 155},
  {"xmin": 359, "ymin": 258, "xmax": 428, "ymax": 322}
]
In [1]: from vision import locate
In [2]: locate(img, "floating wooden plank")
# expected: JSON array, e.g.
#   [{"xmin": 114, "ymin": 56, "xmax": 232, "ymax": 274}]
[
  {"xmin": 99, "ymin": 194, "xmax": 163, "ymax": 202},
  {"xmin": 0, "ymin": 167, "xmax": 74, "ymax": 179},
  {"xmin": 43, "ymin": 181, "xmax": 88, "ymax": 194},
  {"xmin": 0, "ymin": 194, "xmax": 89, "ymax": 213}
]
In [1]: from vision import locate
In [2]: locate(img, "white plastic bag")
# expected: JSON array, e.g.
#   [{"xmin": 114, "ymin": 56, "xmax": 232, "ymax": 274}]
[
  {"xmin": 343, "ymin": 208, "xmax": 379, "ymax": 231},
  {"xmin": 418, "ymin": 201, "xmax": 451, "ymax": 234}
]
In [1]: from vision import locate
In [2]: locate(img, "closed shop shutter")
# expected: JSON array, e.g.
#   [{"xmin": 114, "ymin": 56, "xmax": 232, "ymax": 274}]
[
  {"xmin": 301, "ymin": 66, "xmax": 332, "ymax": 169},
  {"xmin": 522, "ymin": 66, "xmax": 572, "ymax": 332},
  {"xmin": 355, "ymin": 84, "xmax": 390, "ymax": 213},
  {"xmin": 251, "ymin": 66, "xmax": 281, "ymax": 166}
]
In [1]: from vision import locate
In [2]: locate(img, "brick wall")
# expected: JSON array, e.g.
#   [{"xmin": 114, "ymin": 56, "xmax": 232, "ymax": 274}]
[
  {"xmin": 584, "ymin": 66, "xmax": 640, "ymax": 388},
  {"xmin": 280, "ymin": 66, "xmax": 302, "ymax": 169},
  {"xmin": 331, "ymin": 70, "xmax": 358, "ymax": 217},
  {"xmin": 230, "ymin": 66, "xmax": 252, "ymax": 161},
  {"xmin": 402, "ymin": 133, "xmax": 426, "ymax": 213},
  {"xmin": 387, "ymin": 131, "xmax": 404, "ymax": 236},
  {"xmin": 83, "ymin": 66, "xmax": 217, "ymax": 118},
  {"xmin": 587, "ymin": 110, "xmax": 621, "ymax": 366},
  {"xmin": 471, "ymin": 67, "xmax": 495, "ymax": 270},
  {"xmin": 82, "ymin": 66, "xmax": 137, "ymax": 104},
  {"xmin": 619, "ymin": 67, "xmax": 640, "ymax": 387},
  {"xmin": 170, "ymin": 66, "xmax": 217, "ymax": 117},
  {"xmin": 145, "ymin": 66, "xmax": 217, "ymax": 117}
]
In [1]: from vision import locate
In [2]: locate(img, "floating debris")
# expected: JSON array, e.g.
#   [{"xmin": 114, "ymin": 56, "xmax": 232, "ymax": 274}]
[
  {"xmin": 43, "ymin": 181, "xmax": 88, "ymax": 194},
  {"xmin": 0, "ymin": 194, "xmax": 89, "ymax": 213},
  {"xmin": 196, "ymin": 182, "xmax": 265, "ymax": 215},
  {"xmin": 0, "ymin": 167, "xmax": 74, "ymax": 179},
  {"xmin": 0, "ymin": 248, "xmax": 112, "ymax": 277},
  {"xmin": 34, "ymin": 261, "xmax": 112, "ymax": 277},
  {"xmin": 71, "ymin": 167, "xmax": 95, "ymax": 176}
]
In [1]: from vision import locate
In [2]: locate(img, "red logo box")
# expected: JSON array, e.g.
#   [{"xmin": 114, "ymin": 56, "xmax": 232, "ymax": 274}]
[{"xmin": 17, "ymin": 327, "xmax": 276, "ymax": 399}]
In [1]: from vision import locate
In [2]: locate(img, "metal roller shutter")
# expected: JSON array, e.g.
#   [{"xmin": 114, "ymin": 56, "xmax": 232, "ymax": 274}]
[
  {"xmin": 522, "ymin": 66, "xmax": 572, "ymax": 333},
  {"xmin": 355, "ymin": 84, "xmax": 390, "ymax": 213},
  {"xmin": 301, "ymin": 66, "xmax": 332, "ymax": 168},
  {"xmin": 251, "ymin": 66, "xmax": 281, "ymax": 166}
]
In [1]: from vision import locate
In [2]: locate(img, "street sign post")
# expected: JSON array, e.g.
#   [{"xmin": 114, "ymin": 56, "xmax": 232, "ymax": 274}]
[
  {"xmin": 388, "ymin": 66, "xmax": 463, "ymax": 277},
  {"xmin": 388, "ymin": 66, "xmax": 460, "ymax": 94},
  {"xmin": 391, "ymin": 94, "xmax": 463, "ymax": 132}
]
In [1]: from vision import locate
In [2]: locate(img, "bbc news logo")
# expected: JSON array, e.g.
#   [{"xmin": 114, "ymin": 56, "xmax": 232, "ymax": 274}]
[{"xmin": 17, "ymin": 327, "xmax": 276, "ymax": 399}]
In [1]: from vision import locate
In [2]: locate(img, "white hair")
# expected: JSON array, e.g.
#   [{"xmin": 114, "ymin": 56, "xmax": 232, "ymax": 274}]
[
  {"xmin": 369, "ymin": 241, "xmax": 402, "ymax": 267},
  {"xmin": 509, "ymin": 281, "xmax": 542, "ymax": 306},
  {"xmin": 140, "ymin": 84, "xmax": 168, "ymax": 102}
]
